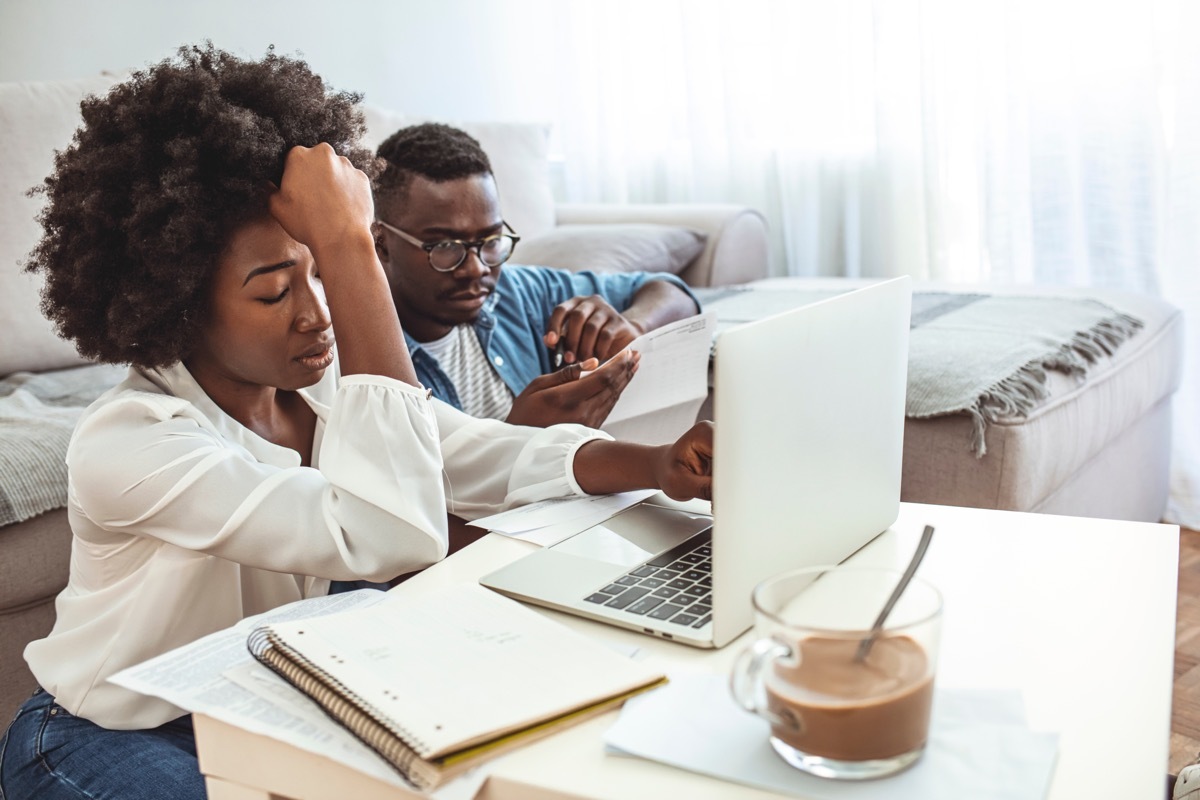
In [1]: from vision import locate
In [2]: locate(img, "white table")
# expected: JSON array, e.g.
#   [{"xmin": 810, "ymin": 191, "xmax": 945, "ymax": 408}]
[{"xmin": 196, "ymin": 502, "xmax": 1179, "ymax": 799}]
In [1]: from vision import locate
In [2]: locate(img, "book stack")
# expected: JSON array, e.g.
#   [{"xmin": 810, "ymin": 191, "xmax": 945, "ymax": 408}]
[{"xmin": 248, "ymin": 583, "xmax": 667, "ymax": 790}]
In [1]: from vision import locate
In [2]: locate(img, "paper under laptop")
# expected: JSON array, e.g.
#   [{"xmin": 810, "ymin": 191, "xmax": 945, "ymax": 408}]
[
  {"xmin": 468, "ymin": 489, "xmax": 658, "ymax": 547},
  {"xmin": 481, "ymin": 277, "xmax": 912, "ymax": 649}
]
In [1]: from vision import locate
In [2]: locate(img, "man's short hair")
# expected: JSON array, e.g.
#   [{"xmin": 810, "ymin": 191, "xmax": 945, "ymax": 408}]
[{"xmin": 374, "ymin": 123, "xmax": 492, "ymax": 208}]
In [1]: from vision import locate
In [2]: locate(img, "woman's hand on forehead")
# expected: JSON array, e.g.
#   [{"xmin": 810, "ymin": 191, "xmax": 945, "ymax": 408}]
[{"xmin": 269, "ymin": 144, "xmax": 375, "ymax": 262}]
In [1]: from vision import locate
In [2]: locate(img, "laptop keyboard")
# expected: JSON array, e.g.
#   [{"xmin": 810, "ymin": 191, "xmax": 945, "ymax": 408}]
[{"xmin": 583, "ymin": 531, "xmax": 713, "ymax": 629}]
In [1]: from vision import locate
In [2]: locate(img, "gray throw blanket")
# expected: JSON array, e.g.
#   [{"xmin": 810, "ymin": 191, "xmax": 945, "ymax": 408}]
[
  {"xmin": 0, "ymin": 363, "xmax": 127, "ymax": 526},
  {"xmin": 696, "ymin": 286, "xmax": 1144, "ymax": 457},
  {"xmin": 905, "ymin": 293, "xmax": 1142, "ymax": 455}
]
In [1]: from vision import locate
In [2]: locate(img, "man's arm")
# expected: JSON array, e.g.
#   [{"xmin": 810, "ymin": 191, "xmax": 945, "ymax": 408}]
[
  {"xmin": 545, "ymin": 276, "xmax": 700, "ymax": 364},
  {"xmin": 620, "ymin": 278, "xmax": 702, "ymax": 344}
]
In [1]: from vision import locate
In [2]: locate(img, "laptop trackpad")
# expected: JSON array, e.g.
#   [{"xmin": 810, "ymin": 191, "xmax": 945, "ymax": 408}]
[{"xmin": 550, "ymin": 504, "xmax": 712, "ymax": 568}]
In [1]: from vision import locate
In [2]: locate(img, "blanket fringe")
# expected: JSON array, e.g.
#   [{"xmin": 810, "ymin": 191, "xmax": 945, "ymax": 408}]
[{"xmin": 966, "ymin": 312, "xmax": 1143, "ymax": 458}]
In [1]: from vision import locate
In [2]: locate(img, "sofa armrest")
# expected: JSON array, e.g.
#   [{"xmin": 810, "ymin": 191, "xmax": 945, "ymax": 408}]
[{"xmin": 554, "ymin": 203, "xmax": 769, "ymax": 288}]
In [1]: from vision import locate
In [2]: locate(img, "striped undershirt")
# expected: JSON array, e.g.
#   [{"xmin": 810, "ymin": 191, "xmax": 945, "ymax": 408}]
[{"xmin": 419, "ymin": 324, "xmax": 514, "ymax": 420}]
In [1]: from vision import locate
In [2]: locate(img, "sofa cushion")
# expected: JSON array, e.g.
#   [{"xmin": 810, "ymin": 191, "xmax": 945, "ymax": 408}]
[
  {"xmin": 0, "ymin": 508, "xmax": 71, "ymax": 720},
  {"xmin": 359, "ymin": 106, "xmax": 557, "ymax": 241},
  {"xmin": 516, "ymin": 224, "xmax": 706, "ymax": 275},
  {"xmin": 0, "ymin": 508, "xmax": 72, "ymax": 611},
  {"xmin": 0, "ymin": 591, "xmax": 57, "ymax": 720},
  {"xmin": 0, "ymin": 75, "xmax": 123, "ymax": 377}
]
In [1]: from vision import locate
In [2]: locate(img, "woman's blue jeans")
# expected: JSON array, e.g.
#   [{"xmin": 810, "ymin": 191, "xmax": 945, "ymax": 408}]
[{"xmin": 0, "ymin": 688, "xmax": 206, "ymax": 800}]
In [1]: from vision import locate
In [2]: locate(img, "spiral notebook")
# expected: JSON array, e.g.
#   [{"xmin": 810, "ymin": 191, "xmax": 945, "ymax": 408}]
[{"xmin": 247, "ymin": 583, "xmax": 667, "ymax": 791}]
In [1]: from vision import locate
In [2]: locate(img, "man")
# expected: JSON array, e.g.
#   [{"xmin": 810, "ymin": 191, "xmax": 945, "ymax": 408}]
[{"xmin": 371, "ymin": 123, "xmax": 701, "ymax": 428}]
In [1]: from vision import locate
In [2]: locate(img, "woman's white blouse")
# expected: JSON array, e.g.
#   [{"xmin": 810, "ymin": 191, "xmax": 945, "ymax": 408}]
[{"xmin": 24, "ymin": 361, "xmax": 608, "ymax": 729}]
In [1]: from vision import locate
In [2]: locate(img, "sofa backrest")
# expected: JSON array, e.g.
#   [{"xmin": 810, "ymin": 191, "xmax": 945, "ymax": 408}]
[{"xmin": 0, "ymin": 75, "xmax": 123, "ymax": 377}]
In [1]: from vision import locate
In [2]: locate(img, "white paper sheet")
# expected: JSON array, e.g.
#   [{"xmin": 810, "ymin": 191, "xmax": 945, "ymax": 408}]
[
  {"xmin": 108, "ymin": 589, "xmax": 489, "ymax": 798},
  {"xmin": 468, "ymin": 489, "xmax": 658, "ymax": 547},
  {"xmin": 468, "ymin": 490, "xmax": 657, "ymax": 535},
  {"xmin": 598, "ymin": 311, "xmax": 715, "ymax": 445},
  {"xmin": 604, "ymin": 673, "xmax": 1058, "ymax": 800}
]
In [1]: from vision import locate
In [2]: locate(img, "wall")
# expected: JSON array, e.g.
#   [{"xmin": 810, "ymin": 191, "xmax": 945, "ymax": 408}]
[{"xmin": 0, "ymin": 0, "xmax": 558, "ymax": 124}]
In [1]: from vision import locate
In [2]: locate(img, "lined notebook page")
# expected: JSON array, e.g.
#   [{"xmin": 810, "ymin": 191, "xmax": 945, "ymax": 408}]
[{"xmin": 259, "ymin": 583, "xmax": 665, "ymax": 758}]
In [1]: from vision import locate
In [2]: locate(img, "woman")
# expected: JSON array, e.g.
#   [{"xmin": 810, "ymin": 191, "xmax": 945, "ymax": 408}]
[{"xmin": 0, "ymin": 44, "xmax": 711, "ymax": 799}]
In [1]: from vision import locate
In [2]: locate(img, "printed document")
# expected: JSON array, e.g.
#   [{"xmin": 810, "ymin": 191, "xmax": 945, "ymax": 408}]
[{"xmin": 599, "ymin": 311, "xmax": 715, "ymax": 445}]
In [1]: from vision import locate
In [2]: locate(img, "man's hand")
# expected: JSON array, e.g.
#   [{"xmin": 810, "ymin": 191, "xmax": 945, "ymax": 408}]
[
  {"xmin": 505, "ymin": 350, "xmax": 640, "ymax": 428},
  {"xmin": 544, "ymin": 295, "xmax": 645, "ymax": 365},
  {"xmin": 654, "ymin": 421, "xmax": 713, "ymax": 501}
]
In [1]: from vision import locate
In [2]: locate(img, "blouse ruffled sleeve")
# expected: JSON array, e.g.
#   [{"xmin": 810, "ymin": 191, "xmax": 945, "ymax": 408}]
[{"xmin": 431, "ymin": 398, "xmax": 613, "ymax": 520}]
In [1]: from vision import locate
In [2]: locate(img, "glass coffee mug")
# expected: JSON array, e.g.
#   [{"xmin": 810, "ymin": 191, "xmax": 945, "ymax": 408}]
[{"xmin": 730, "ymin": 565, "xmax": 942, "ymax": 780}]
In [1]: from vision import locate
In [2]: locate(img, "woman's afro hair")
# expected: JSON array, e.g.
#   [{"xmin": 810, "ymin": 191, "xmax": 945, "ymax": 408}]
[{"xmin": 24, "ymin": 42, "xmax": 378, "ymax": 368}]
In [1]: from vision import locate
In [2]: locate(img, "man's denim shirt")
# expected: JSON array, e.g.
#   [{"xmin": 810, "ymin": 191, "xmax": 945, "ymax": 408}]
[{"xmin": 404, "ymin": 264, "xmax": 698, "ymax": 411}]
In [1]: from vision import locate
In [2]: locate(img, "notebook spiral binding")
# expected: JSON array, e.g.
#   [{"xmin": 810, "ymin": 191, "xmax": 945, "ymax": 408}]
[{"xmin": 246, "ymin": 625, "xmax": 435, "ymax": 790}]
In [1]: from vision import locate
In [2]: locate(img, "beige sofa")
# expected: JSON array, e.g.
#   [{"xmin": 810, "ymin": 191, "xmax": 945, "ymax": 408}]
[{"xmin": 0, "ymin": 75, "xmax": 769, "ymax": 720}]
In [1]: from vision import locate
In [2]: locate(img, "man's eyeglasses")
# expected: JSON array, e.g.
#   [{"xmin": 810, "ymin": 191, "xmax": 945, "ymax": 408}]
[{"xmin": 375, "ymin": 219, "xmax": 520, "ymax": 272}]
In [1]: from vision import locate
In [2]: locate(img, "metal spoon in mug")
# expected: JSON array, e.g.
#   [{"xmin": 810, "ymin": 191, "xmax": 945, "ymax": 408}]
[{"xmin": 854, "ymin": 524, "xmax": 936, "ymax": 663}]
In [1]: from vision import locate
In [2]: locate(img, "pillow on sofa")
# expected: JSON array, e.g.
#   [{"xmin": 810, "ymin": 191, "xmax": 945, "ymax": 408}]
[
  {"xmin": 515, "ymin": 224, "xmax": 707, "ymax": 275},
  {"xmin": 0, "ymin": 75, "xmax": 123, "ymax": 377},
  {"xmin": 359, "ymin": 105, "xmax": 557, "ymax": 241}
]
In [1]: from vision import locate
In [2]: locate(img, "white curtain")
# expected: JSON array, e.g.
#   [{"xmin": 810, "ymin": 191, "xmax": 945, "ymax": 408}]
[{"xmin": 546, "ymin": 0, "xmax": 1199, "ymax": 526}]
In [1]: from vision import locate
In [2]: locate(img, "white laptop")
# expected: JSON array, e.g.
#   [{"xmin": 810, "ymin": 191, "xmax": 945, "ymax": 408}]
[{"xmin": 480, "ymin": 277, "xmax": 912, "ymax": 648}]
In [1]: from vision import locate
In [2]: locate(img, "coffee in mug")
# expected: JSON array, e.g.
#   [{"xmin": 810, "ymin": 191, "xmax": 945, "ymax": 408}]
[
  {"xmin": 764, "ymin": 634, "xmax": 933, "ymax": 762},
  {"xmin": 730, "ymin": 565, "xmax": 942, "ymax": 780}
]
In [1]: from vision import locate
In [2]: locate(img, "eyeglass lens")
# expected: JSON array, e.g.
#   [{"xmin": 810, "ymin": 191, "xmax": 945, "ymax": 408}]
[{"xmin": 429, "ymin": 235, "xmax": 515, "ymax": 271}]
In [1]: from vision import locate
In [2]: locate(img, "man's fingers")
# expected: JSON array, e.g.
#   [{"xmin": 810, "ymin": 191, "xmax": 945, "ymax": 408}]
[
  {"xmin": 522, "ymin": 358, "xmax": 597, "ymax": 393},
  {"xmin": 593, "ymin": 326, "xmax": 619, "ymax": 361},
  {"xmin": 544, "ymin": 308, "xmax": 566, "ymax": 347},
  {"xmin": 557, "ymin": 296, "xmax": 613, "ymax": 360},
  {"xmin": 545, "ymin": 299, "xmax": 586, "ymax": 347},
  {"xmin": 519, "ymin": 349, "xmax": 638, "ymax": 404},
  {"xmin": 599, "ymin": 349, "xmax": 639, "ymax": 395},
  {"xmin": 568, "ymin": 351, "xmax": 637, "ymax": 403},
  {"xmin": 507, "ymin": 350, "xmax": 642, "ymax": 427},
  {"xmin": 595, "ymin": 327, "xmax": 638, "ymax": 363},
  {"xmin": 544, "ymin": 351, "xmax": 638, "ymax": 405}
]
